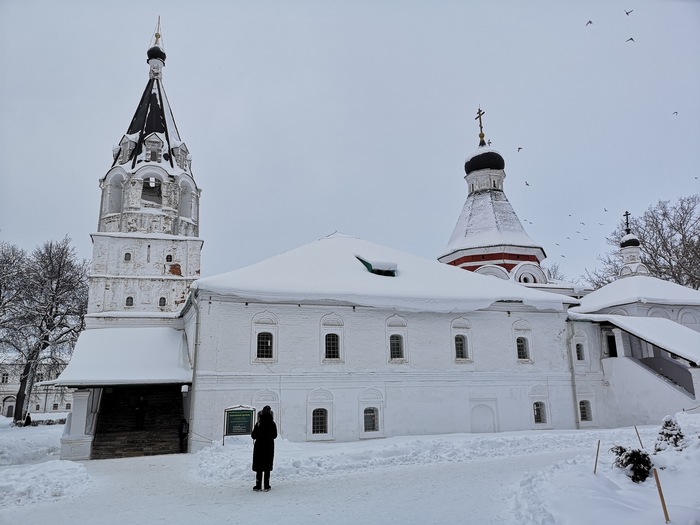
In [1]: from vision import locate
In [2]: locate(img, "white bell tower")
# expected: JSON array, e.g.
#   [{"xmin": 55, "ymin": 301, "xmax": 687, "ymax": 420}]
[{"xmin": 87, "ymin": 29, "xmax": 202, "ymax": 317}]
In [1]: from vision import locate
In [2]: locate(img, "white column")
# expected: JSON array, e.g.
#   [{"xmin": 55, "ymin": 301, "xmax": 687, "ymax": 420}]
[{"xmin": 60, "ymin": 389, "xmax": 93, "ymax": 460}]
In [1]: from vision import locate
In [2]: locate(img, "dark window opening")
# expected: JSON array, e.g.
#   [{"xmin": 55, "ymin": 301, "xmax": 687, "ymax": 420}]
[
  {"xmin": 125, "ymin": 296, "xmax": 134, "ymax": 307},
  {"xmin": 159, "ymin": 297, "xmax": 166, "ymax": 307},
  {"xmin": 517, "ymin": 337, "xmax": 530, "ymax": 360},
  {"xmin": 312, "ymin": 408, "xmax": 328, "ymax": 434},
  {"xmin": 364, "ymin": 407, "xmax": 378, "ymax": 432},
  {"xmin": 607, "ymin": 334, "xmax": 618, "ymax": 357},
  {"xmin": 141, "ymin": 177, "xmax": 162, "ymax": 205},
  {"xmin": 455, "ymin": 335, "xmax": 467, "ymax": 359},
  {"xmin": 325, "ymin": 333, "xmax": 340, "ymax": 359},
  {"xmin": 390, "ymin": 334, "xmax": 404, "ymax": 359},
  {"xmin": 533, "ymin": 402, "xmax": 546, "ymax": 424},
  {"xmin": 257, "ymin": 332, "xmax": 273, "ymax": 359}
]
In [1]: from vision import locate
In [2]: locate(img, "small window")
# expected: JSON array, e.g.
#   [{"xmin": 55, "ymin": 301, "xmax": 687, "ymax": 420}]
[
  {"xmin": 125, "ymin": 296, "xmax": 134, "ymax": 307},
  {"xmin": 455, "ymin": 335, "xmax": 468, "ymax": 360},
  {"xmin": 35, "ymin": 404, "xmax": 40, "ymax": 411},
  {"xmin": 579, "ymin": 400, "xmax": 592, "ymax": 422},
  {"xmin": 65, "ymin": 403, "xmax": 71, "ymax": 410},
  {"xmin": 124, "ymin": 252, "xmax": 132, "ymax": 262},
  {"xmin": 390, "ymin": 334, "xmax": 404, "ymax": 359},
  {"xmin": 325, "ymin": 333, "xmax": 340, "ymax": 359},
  {"xmin": 575, "ymin": 343, "xmax": 585, "ymax": 361},
  {"xmin": 1, "ymin": 373, "xmax": 8, "ymax": 384},
  {"xmin": 158, "ymin": 297, "xmax": 167, "ymax": 307},
  {"xmin": 166, "ymin": 254, "xmax": 173, "ymax": 263},
  {"xmin": 312, "ymin": 408, "xmax": 328, "ymax": 434},
  {"xmin": 52, "ymin": 403, "xmax": 59, "ymax": 411},
  {"xmin": 257, "ymin": 332, "xmax": 273, "ymax": 359},
  {"xmin": 36, "ymin": 373, "xmax": 44, "ymax": 382},
  {"xmin": 364, "ymin": 407, "xmax": 378, "ymax": 432},
  {"xmin": 516, "ymin": 337, "xmax": 530, "ymax": 360},
  {"xmin": 533, "ymin": 402, "xmax": 547, "ymax": 424}
]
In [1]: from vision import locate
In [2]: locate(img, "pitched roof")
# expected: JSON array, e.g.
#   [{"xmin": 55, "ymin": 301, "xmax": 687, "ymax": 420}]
[
  {"xmin": 571, "ymin": 275, "xmax": 700, "ymax": 313},
  {"xmin": 193, "ymin": 234, "xmax": 575, "ymax": 312}
]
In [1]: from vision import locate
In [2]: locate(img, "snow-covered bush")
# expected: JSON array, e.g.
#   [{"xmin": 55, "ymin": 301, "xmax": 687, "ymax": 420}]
[
  {"xmin": 654, "ymin": 415, "xmax": 686, "ymax": 453},
  {"xmin": 609, "ymin": 445, "xmax": 653, "ymax": 483}
]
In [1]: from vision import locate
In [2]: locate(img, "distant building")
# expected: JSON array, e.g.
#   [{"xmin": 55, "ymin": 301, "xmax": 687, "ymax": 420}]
[
  {"xmin": 1, "ymin": 364, "xmax": 72, "ymax": 419},
  {"xmin": 51, "ymin": 35, "xmax": 700, "ymax": 460}
]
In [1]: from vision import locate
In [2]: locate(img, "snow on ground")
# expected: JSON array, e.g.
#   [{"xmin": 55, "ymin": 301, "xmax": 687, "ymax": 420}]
[{"xmin": 1, "ymin": 413, "xmax": 699, "ymax": 524}]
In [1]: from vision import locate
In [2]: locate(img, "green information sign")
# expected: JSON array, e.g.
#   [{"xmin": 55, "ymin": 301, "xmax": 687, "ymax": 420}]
[{"xmin": 225, "ymin": 407, "xmax": 256, "ymax": 436}]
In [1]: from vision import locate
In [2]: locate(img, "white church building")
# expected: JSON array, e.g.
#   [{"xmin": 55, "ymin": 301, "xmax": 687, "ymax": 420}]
[{"xmin": 50, "ymin": 37, "xmax": 700, "ymax": 460}]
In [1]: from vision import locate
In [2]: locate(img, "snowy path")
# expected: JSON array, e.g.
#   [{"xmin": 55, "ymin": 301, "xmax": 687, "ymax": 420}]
[{"xmin": 0, "ymin": 448, "xmax": 585, "ymax": 525}]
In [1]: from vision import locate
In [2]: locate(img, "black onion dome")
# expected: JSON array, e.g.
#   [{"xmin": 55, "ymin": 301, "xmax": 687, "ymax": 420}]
[
  {"xmin": 620, "ymin": 233, "xmax": 640, "ymax": 248},
  {"xmin": 147, "ymin": 45, "xmax": 166, "ymax": 62},
  {"xmin": 465, "ymin": 148, "xmax": 505, "ymax": 175}
]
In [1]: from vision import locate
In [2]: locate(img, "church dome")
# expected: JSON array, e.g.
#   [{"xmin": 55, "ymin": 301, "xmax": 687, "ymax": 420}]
[
  {"xmin": 147, "ymin": 45, "xmax": 166, "ymax": 63},
  {"xmin": 465, "ymin": 147, "xmax": 505, "ymax": 175},
  {"xmin": 620, "ymin": 232, "xmax": 640, "ymax": 248}
]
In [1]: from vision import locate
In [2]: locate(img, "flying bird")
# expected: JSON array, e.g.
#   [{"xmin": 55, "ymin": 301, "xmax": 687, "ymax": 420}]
[
  {"xmin": 673, "ymin": 112, "xmax": 678, "ymax": 116},
  {"xmin": 576, "ymin": 230, "xmax": 581, "ymax": 234},
  {"xmin": 626, "ymin": 37, "xmax": 635, "ymax": 42},
  {"xmin": 525, "ymin": 181, "xmax": 530, "ymax": 186},
  {"xmin": 598, "ymin": 222, "xmax": 604, "ymax": 226},
  {"xmin": 518, "ymin": 147, "xmax": 523, "ymax": 152},
  {"xmin": 560, "ymin": 255, "xmax": 566, "ymax": 258},
  {"xmin": 625, "ymin": 9, "xmax": 633, "ymax": 15},
  {"xmin": 586, "ymin": 20, "xmax": 593, "ymax": 26},
  {"xmin": 604, "ymin": 208, "xmax": 608, "ymax": 212},
  {"xmin": 579, "ymin": 222, "xmax": 585, "ymax": 225},
  {"xmin": 555, "ymin": 243, "xmax": 560, "ymax": 246},
  {"xmin": 487, "ymin": 139, "xmax": 492, "ymax": 146},
  {"xmin": 566, "ymin": 236, "xmax": 571, "ymax": 240}
]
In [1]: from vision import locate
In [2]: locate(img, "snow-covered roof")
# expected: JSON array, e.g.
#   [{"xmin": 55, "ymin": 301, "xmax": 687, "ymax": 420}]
[
  {"xmin": 49, "ymin": 327, "xmax": 191, "ymax": 387},
  {"xmin": 193, "ymin": 234, "xmax": 575, "ymax": 312},
  {"xmin": 441, "ymin": 190, "xmax": 544, "ymax": 257},
  {"xmin": 571, "ymin": 275, "xmax": 700, "ymax": 313},
  {"xmin": 568, "ymin": 312, "xmax": 700, "ymax": 363}
]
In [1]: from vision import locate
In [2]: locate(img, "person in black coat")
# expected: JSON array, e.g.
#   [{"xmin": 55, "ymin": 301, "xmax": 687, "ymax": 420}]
[{"xmin": 251, "ymin": 405, "xmax": 277, "ymax": 491}]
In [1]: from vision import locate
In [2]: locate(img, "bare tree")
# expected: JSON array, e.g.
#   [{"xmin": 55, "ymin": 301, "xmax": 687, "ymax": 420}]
[
  {"xmin": 584, "ymin": 195, "xmax": 700, "ymax": 289},
  {"xmin": 0, "ymin": 237, "xmax": 89, "ymax": 422}
]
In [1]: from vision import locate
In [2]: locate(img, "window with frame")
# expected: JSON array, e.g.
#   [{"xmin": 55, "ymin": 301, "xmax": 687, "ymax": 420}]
[
  {"xmin": 36, "ymin": 373, "xmax": 44, "ymax": 382},
  {"xmin": 364, "ymin": 407, "xmax": 378, "ymax": 432},
  {"xmin": 575, "ymin": 343, "xmax": 585, "ymax": 361},
  {"xmin": 257, "ymin": 332, "xmax": 274, "ymax": 359},
  {"xmin": 124, "ymin": 252, "xmax": 132, "ymax": 262},
  {"xmin": 533, "ymin": 402, "xmax": 547, "ymax": 424},
  {"xmin": 165, "ymin": 254, "xmax": 173, "ymax": 263},
  {"xmin": 455, "ymin": 335, "xmax": 468, "ymax": 360},
  {"xmin": 1, "ymin": 373, "xmax": 8, "ymax": 384},
  {"xmin": 125, "ymin": 296, "xmax": 134, "ymax": 307},
  {"xmin": 158, "ymin": 297, "xmax": 167, "ymax": 307},
  {"xmin": 65, "ymin": 403, "xmax": 71, "ymax": 410},
  {"xmin": 312, "ymin": 408, "xmax": 328, "ymax": 434},
  {"xmin": 390, "ymin": 334, "xmax": 404, "ymax": 359},
  {"xmin": 35, "ymin": 404, "xmax": 40, "ymax": 411},
  {"xmin": 52, "ymin": 403, "xmax": 59, "ymax": 411},
  {"xmin": 579, "ymin": 400, "xmax": 592, "ymax": 421},
  {"xmin": 516, "ymin": 337, "xmax": 530, "ymax": 360},
  {"xmin": 325, "ymin": 333, "xmax": 340, "ymax": 360}
]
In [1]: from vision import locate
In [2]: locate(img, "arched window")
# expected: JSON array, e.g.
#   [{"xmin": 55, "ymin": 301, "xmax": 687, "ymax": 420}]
[
  {"xmin": 141, "ymin": 176, "xmax": 162, "ymax": 205},
  {"xmin": 158, "ymin": 297, "xmax": 167, "ymax": 307},
  {"xmin": 312, "ymin": 408, "xmax": 328, "ymax": 434},
  {"xmin": 52, "ymin": 403, "xmax": 59, "ymax": 411},
  {"xmin": 364, "ymin": 407, "xmax": 379, "ymax": 432},
  {"xmin": 575, "ymin": 343, "xmax": 585, "ymax": 361},
  {"xmin": 455, "ymin": 335, "xmax": 467, "ymax": 360},
  {"xmin": 65, "ymin": 403, "xmax": 71, "ymax": 410},
  {"xmin": 125, "ymin": 296, "xmax": 134, "ymax": 307},
  {"xmin": 325, "ymin": 333, "xmax": 340, "ymax": 359},
  {"xmin": 257, "ymin": 332, "xmax": 273, "ymax": 359},
  {"xmin": 516, "ymin": 337, "xmax": 530, "ymax": 360},
  {"xmin": 124, "ymin": 252, "xmax": 132, "ymax": 262},
  {"xmin": 165, "ymin": 254, "xmax": 173, "ymax": 263},
  {"xmin": 533, "ymin": 402, "xmax": 547, "ymax": 424},
  {"xmin": 579, "ymin": 400, "xmax": 592, "ymax": 422},
  {"xmin": 390, "ymin": 334, "xmax": 404, "ymax": 359}
]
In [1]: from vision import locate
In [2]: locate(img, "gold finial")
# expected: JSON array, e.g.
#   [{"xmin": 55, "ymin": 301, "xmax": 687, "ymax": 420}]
[{"xmin": 475, "ymin": 106, "xmax": 486, "ymax": 146}]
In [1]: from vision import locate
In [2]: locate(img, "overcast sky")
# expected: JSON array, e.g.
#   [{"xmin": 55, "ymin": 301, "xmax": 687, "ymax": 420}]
[{"xmin": 1, "ymin": 0, "xmax": 699, "ymax": 281}]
